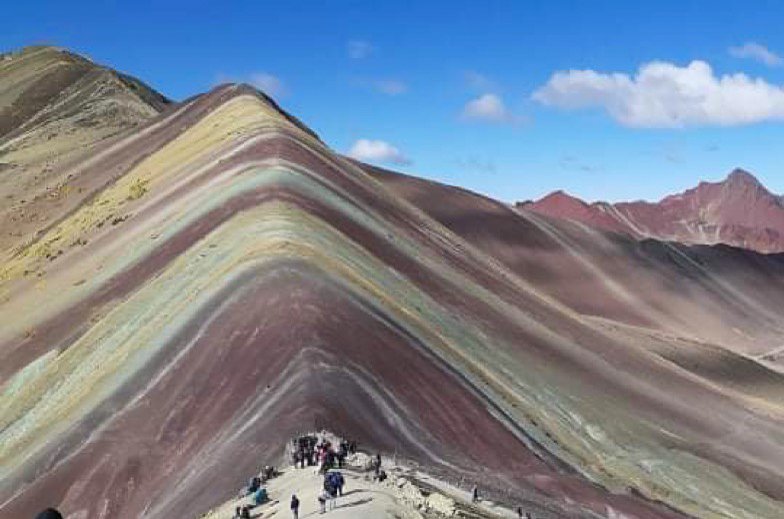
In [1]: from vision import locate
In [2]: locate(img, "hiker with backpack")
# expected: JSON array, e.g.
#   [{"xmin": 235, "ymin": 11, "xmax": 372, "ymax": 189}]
[{"xmin": 323, "ymin": 474, "xmax": 337, "ymax": 510}]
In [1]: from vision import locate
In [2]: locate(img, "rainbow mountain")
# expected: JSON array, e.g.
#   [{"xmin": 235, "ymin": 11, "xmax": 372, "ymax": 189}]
[{"xmin": 2, "ymin": 46, "xmax": 784, "ymax": 519}]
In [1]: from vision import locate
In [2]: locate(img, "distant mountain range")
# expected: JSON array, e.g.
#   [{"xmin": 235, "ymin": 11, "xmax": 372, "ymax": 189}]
[{"xmin": 519, "ymin": 168, "xmax": 784, "ymax": 253}]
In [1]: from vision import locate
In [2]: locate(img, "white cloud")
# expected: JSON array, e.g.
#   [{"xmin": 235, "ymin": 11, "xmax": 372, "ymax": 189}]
[
  {"xmin": 729, "ymin": 42, "xmax": 782, "ymax": 67},
  {"xmin": 460, "ymin": 93, "xmax": 519, "ymax": 124},
  {"xmin": 532, "ymin": 60, "xmax": 784, "ymax": 127},
  {"xmin": 249, "ymin": 73, "xmax": 286, "ymax": 97},
  {"xmin": 348, "ymin": 139, "xmax": 411, "ymax": 165},
  {"xmin": 348, "ymin": 40, "xmax": 374, "ymax": 59}
]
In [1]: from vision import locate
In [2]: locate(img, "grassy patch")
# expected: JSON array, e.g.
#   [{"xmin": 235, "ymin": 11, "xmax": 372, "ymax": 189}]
[{"xmin": 127, "ymin": 178, "xmax": 149, "ymax": 200}]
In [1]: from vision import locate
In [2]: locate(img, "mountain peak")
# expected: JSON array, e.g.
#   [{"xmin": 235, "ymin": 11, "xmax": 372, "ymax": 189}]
[
  {"xmin": 0, "ymin": 44, "xmax": 169, "ymax": 139},
  {"xmin": 725, "ymin": 168, "xmax": 763, "ymax": 188},
  {"xmin": 540, "ymin": 189, "xmax": 584, "ymax": 204}
]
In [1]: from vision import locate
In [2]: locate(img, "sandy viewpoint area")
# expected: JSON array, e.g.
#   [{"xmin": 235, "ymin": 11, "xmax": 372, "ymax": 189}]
[{"xmin": 199, "ymin": 451, "xmax": 527, "ymax": 519}]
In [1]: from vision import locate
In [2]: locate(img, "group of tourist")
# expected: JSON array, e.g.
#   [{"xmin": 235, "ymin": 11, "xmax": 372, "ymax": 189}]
[
  {"xmin": 290, "ymin": 434, "xmax": 353, "ymax": 515},
  {"xmin": 31, "ymin": 434, "xmax": 538, "ymax": 519},
  {"xmin": 291, "ymin": 435, "xmax": 356, "ymax": 471},
  {"xmin": 316, "ymin": 469, "xmax": 346, "ymax": 513},
  {"xmin": 232, "ymin": 465, "xmax": 279, "ymax": 518}
]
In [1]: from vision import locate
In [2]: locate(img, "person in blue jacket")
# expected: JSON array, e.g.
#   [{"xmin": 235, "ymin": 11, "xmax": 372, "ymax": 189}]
[{"xmin": 253, "ymin": 486, "xmax": 268, "ymax": 505}]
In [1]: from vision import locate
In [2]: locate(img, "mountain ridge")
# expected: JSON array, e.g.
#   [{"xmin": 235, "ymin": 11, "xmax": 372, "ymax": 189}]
[
  {"xmin": 521, "ymin": 168, "xmax": 784, "ymax": 253},
  {"xmin": 0, "ymin": 45, "xmax": 171, "ymax": 255}
]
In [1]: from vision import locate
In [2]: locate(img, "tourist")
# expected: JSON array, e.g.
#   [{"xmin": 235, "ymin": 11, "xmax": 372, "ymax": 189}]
[
  {"xmin": 338, "ymin": 441, "xmax": 348, "ymax": 468},
  {"xmin": 247, "ymin": 476, "xmax": 261, "ymax": 495},
  {"xmin": 326, "ymin": 449, "xmax": 335, "ymax": 470},
  {"xmin": 290, "ymin": 494, "xmax": 300, "ymax": 519},
  {"xmin": 327, "ymin": 470, "xmax": 343, "ymax": 498},
  {"xmin": 471, "ymin": 485, "xmax": 479, "ymax": 503},
  {"xmin": 253, "ymin": 486, "xmax": 268, "ymax": 506}
]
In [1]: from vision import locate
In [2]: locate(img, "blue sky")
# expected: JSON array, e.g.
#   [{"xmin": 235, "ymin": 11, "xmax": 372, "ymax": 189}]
[{"xmin": 4, "ymin": 0, "xmax": 784, "ymax": 202}]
